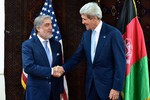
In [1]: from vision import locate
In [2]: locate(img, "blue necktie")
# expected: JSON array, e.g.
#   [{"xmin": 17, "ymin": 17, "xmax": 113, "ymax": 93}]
[
  {"xmin": 91, "ymin": 30, "xmax": 96, "ymax": 62},
  {"xmin": 43, "ymin": 41, "xmax": 51, "ymax": 67}
]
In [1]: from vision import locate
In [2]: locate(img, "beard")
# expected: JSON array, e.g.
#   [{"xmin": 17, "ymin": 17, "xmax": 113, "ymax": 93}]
[
  {"xmin": 45, "ymin": 34, "xmax": 53, "ymax": 39},
  {"xmin": 39, "ymin": 32, "xmax": 53, "ymax": 40}
]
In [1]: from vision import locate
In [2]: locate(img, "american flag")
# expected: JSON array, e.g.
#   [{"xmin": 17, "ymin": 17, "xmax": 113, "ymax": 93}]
[{"xmin": 21, "ymin": 0, "xmax": 68, "ymax": 100}]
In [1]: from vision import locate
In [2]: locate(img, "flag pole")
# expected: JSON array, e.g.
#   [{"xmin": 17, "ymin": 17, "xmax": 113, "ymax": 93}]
[
  {"xmin": 95, "ymin": 0, "xmax": 100, "ymax": 6},
  {"xmin": 98, "ymin": 0, "xmax": 100, "ymax": 6}
]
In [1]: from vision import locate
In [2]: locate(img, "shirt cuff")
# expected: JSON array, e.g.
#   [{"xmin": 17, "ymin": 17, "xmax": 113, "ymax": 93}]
[{"xmin": 51, "ymin": 68, "xmax": 53, "ymax": 75}]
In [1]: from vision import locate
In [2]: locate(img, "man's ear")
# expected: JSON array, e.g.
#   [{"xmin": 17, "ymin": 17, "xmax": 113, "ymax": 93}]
[
  {"xmin": 36, "ymin": 27, "xmax": 40, "ymax": 32},
  {"xmin": 93, "ymin": 16, "xmax": 98, "ymax": 20}
]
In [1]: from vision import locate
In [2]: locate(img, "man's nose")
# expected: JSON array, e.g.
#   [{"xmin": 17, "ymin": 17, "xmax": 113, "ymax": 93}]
[{"xmin": 49, "ymin": 25, "xmax": 52, "ymax": 29}]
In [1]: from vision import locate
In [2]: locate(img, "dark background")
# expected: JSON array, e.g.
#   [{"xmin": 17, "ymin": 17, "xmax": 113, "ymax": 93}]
[{"xmin": 5, "ymin": 0, "xmax": 150, "ymax": 100}]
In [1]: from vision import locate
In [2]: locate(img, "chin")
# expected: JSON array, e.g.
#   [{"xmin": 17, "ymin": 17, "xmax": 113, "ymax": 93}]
[
  {"xmin": 86, "ymin": 28, "xmax": 90, "ymax": 30},
  {"xmin": 85, "ymin": 27, "xmax": 89, "ymax": 30},
  {"xmin": 48, "ymin": 36, "xmax": 52, "ymax": 39}
]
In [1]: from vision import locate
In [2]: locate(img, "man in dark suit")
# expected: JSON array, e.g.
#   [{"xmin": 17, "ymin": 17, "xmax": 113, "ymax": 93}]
[
  {"xmin": 22, "ymin": 15, "xmax": 64, "ymax": 100},
  {"xmin": 53, "ymin": 2, "xmax": 126, "ymax": 100}
]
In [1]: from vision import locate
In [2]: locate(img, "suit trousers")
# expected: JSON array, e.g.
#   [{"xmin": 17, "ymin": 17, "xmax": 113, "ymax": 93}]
[
  {"xmin": 50, "ymin": 91, "xmax": 54, "ymax": 100},
  {"xmin": 88, "ymin": 79, "xmax": 101, "ymax": 100},
  {"xmin": 88, "ymin": 79, "xmax": 113, "ymax": 100}
]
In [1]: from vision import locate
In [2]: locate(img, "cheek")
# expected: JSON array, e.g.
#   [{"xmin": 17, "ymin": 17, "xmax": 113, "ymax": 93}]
[
  {"xmin": 86, "ymin": 22, "xmax": 91, "ymax": 27},
  {"xmin": 39, "ymin": 28, "xmax": 43, "ymax": 32},
  {"xmin": 89, "ymin": 22, "xmax": 94, "ymax": 28},
  {"xmin": 41, "ymin": 28, "xmax": 47, "ymax": 33}
]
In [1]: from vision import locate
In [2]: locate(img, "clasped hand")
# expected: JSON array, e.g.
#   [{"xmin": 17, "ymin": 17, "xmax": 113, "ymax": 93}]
[{"xmin": 52, "ymin": 66, "xmax": 65, "ymax": 77}]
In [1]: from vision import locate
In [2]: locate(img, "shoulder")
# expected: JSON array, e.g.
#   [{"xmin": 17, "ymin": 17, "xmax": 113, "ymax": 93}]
[
  {"xmin": 104, "ymin": 22, "xmax": 120, "ymax": 32},
  {"xmin": 22, "ymin": 36, "xmax": 37, "ymax": 46},
  {"xmin": 49, "ymin": 37, "xmax": 61, "ymax": 46},
  {"xmin": 103, "ymin": 22, "xmax": 122, "ymax": 36},
  {"xmin": 83, "ymin": 30, "xmax": 91, "ymax": 36},
  {"xmin": 83, "ymin": 30, "xmax": 91, "ymax": 34}
]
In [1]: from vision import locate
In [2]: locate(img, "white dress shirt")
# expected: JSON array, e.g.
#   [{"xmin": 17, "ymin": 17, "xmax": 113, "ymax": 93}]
[
  {"xmin": 93, "ymin": 21, "xmax": 103, "ymax": 49},
  {"xmin": 37, "ymin": 35, "xmax": 54, "ymax": 74}
]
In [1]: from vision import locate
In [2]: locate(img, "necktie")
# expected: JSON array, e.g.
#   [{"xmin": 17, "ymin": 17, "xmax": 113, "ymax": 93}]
[
  {"xmin": 91, "ymin": 30, "xmax": 96, "ymax": 62},
  {"xmin": 43, "ymin": 41, "xmax": 51, "ymax": 67}
]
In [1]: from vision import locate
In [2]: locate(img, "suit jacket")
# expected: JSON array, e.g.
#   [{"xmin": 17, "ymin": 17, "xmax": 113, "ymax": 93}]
[
  {"xmin": 63, "ymin": 22, "xmax": 126, "ymax": 98},
  {"xmin": 22, "ymin": 36, "xmax": 63, "ymax": 100}
]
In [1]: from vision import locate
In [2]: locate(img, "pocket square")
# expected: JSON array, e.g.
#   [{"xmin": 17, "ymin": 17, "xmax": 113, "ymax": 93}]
[{"xmin": 56, "ymin": 53, "xmax": 60, "ymax": 56}]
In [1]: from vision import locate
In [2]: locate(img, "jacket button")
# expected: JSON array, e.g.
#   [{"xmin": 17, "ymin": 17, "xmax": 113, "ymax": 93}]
[{"xmin": 49, "ymin": 82, "xmax": 51, "ymax": 85}]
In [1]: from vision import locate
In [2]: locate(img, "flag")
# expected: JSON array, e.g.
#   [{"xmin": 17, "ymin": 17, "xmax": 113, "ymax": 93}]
[
  {"xmin": 117, "ymin": 0, "xmax": 150, "ymax": 99},
  {"xmin": 21, "ymin": 0, "xmax": 69, "ymax": 100}
]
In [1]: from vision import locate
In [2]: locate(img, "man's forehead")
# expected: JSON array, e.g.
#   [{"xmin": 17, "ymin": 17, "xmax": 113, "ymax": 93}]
[{"xmin": 43, "ymin": 18, "xmax": 52, "ymax": 23}]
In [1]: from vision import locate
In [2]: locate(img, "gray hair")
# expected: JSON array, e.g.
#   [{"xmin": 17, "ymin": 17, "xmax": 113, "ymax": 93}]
[
  {"xmin": 79, "ymin": 2, "xmax": 102, "ymax": 20},
  {"xmin": 34, "ymin": 15, "xmax": 51, "ymax": 33}
]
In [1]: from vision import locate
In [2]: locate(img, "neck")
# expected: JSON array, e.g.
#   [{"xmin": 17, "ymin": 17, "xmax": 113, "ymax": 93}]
[{"xmin": 93, "ymin": 20, "xmax": 101, "ymax": 30}]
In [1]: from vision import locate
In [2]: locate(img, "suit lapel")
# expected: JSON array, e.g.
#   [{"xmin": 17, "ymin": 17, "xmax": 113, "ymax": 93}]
[
  {"xmin": 34, "ymin": 36, "xmax": 50, "ymax": 65},
  {"xmin": 49, "ymin": 39, "xmax": 56, "ymax": 67},
  {"xmin": 85, "ymin": 31, "xmax": 92, "ymax": 63},
  {"xmin": 82, "ymin": 30, "xmax": 92, "ymax": 63},
  {"xmin": 93, "ymin": 23, "xmax": 107, "ymax": 62}
]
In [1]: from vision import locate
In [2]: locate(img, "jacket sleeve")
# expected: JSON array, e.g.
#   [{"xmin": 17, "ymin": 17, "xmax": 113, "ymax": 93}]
[
  {"xmin": 111, "ymin": 29, "xmax": 126, "ymax": 91},
  {"xmin": 22, "ymin": 41, "xmax": 52, "ymax": 79}
]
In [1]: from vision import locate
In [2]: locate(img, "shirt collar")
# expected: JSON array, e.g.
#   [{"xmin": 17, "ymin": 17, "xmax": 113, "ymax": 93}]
[
  {"xmin": 37, "ymin": 35, "xmax": 47, "ymax": 42},
  {"xmin": 94, "ymin": 21, "xmax": 103, "ymax": 34},
  {"xmin": 37, "ymin": 34, "xmax": 53, "ymax": 42}
]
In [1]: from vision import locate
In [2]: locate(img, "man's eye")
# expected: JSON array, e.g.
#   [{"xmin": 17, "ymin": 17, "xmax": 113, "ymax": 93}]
[{"xmin": 45, "ymin": 24, "xmax": 49, "ymax": 27}]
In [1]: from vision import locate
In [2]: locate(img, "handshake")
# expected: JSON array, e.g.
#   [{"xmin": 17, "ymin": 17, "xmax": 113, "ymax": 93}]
[{"xmin": 52, "ymin": 66, "xmax": 65, "ymax": 77}]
